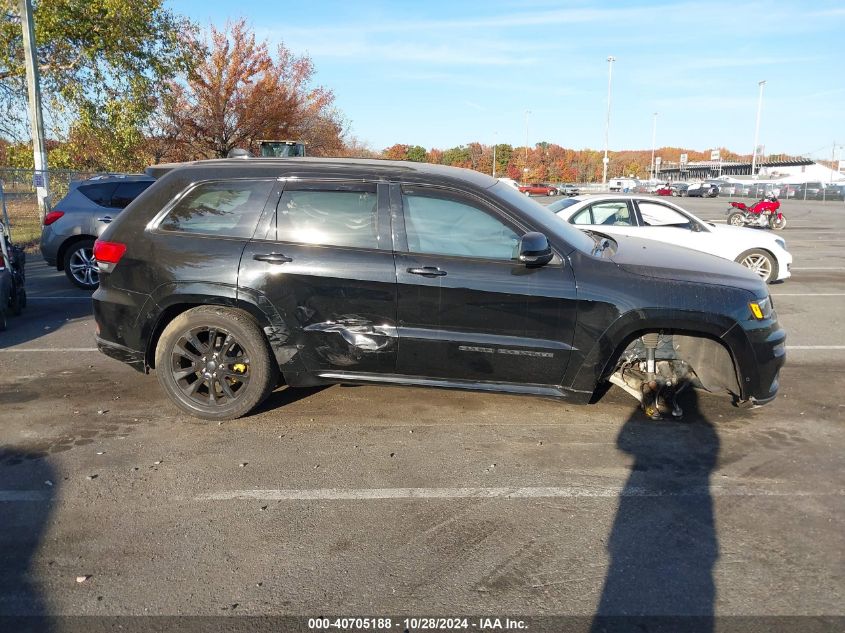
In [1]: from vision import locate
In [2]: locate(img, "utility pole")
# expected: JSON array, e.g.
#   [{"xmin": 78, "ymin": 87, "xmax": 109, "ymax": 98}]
[
  {"xmin": 750, "ymin": 80, "xmax": 766, "ymax": 180},
  {"xmin": 19, "ymin": 0, "xmax": 50, "ymax": 218},
  {"xmin": 649, "ymin": 112, "xmax": 658, "ymax": 181},
  {"xmin": 602, "ymin": 56, "xmax": 616, "ymax": 187}
]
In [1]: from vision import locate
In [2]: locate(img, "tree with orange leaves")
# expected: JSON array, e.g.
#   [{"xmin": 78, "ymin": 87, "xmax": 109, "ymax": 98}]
[{"xmin": 169, "ymin": 20, "xmax": 345, "ymax": 159}]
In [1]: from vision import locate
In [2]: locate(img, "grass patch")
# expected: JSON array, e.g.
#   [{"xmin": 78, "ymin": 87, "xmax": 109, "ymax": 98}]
[{"xmin": 2, "ymin": 197, "xmax": 42, "ymax": 252}]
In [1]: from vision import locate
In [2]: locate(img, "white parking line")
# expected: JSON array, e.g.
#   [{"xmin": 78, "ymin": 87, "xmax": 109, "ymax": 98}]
[
  {"xmin": 791, "ymin": 267, "xmax": 845, "ymax": 270},
  {"xmin": 786, "ymin": 345, "xmax": 845, "ymax": 350},
  {"xmin": 0, "ymin": 348, "xmax": 98, "ymax": 352},
  {"xmin": 772, "ymin": 293, "xmax": 845, "ymax": 297},
  {"xmin": 195, "ymin": 486, "xmax": 844, "ymax": 501}
]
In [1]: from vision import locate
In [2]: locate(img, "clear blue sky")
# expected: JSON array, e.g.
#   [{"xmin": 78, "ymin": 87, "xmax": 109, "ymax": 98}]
[{"xmin": 170, "ymin": 0, "xmax": 844, "ymax": 160}]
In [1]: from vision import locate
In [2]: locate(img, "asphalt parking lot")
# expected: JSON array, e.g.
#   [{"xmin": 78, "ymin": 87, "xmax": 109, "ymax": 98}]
[{"xmin": 1, "ymin": 195, "xmax": 843, "ymax": 629}]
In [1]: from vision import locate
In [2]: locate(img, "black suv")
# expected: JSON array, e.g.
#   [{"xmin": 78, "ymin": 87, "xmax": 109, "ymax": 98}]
[{"xmin": 93, "ymin": 158, "xmax": 785, "ymax": 420}]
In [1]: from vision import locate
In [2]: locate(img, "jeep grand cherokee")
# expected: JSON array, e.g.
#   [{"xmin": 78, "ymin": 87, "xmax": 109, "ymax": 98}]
[{"xmin": 92, "ymin": 158, "xmax": 785, "ymax": 420}]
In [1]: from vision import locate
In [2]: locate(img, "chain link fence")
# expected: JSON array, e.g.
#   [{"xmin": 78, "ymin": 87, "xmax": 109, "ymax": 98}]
[{"xmin": 0, "ymin": 168, "xmax": 108, "ymax": 249}]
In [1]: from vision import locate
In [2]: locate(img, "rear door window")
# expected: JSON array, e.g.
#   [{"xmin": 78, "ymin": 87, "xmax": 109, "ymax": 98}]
[
  {"xmin": 275, "ymin": 184, "xmax": 380, "ymax": 250},
  {"xmin": 159, "ymin": 180, "xmax": 275, "ymax": 238}
]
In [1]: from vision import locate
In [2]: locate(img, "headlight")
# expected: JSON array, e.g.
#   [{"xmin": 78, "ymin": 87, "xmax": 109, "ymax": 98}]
[{"xmin": 749, "ymin": 296, "xmax": 774, "ymax": 320}]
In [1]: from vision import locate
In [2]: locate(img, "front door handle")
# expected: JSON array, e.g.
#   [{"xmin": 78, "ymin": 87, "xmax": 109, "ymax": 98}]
[
  {"xmin": 97, "ymin": 216, "xmax": 113, "ymax": 223},
  {"xmin": 407, "ymin": 266, "xmax": 447, "ymax": 277},
  {"xmin": 253, "ymin": 253, "xmax": 293, "ymax": 264}
]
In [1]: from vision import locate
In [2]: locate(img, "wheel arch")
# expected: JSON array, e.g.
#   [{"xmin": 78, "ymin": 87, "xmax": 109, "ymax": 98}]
[
  {"xmin": 565, "ymin": 309, "xmax": 744, "ymax": 400},
  {"xmin": 143, "ymin": 292, "xmax": 275, "ymax": 370}
]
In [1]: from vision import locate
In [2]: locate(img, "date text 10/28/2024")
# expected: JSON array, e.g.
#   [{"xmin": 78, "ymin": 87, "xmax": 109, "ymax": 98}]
[{"xmin": 307, "ymin": 617, "xmax": 528, "ymax": 630}]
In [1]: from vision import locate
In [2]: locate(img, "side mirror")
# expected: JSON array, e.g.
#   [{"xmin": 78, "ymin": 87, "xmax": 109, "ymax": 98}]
[{"xmin": 518, "ymin": 232, "xmax": 553, "ymax": 268}]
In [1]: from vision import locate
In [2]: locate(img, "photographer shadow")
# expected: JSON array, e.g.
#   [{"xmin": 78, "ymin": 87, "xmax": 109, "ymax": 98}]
[{"xmin": 592, "ymin": 389, "xmax": 719, "ymax": 633}]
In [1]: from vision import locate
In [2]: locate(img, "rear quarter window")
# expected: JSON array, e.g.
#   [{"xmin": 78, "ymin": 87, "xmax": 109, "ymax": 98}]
[
  {"xmin": 158, "ymin": 180, "xmax": 275, "ymax": 238},
  {"xmin": 78, "ymin": 183, "xmax": 118, "ymax": 207},
  {"xmin": 111, "ymin": 181, "xmax": 153, "ymax": 209}
]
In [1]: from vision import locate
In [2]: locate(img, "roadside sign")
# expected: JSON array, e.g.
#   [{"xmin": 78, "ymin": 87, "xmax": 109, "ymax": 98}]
[
  {"xmin": 710, "ymin": 149, "xmax": 720, "ymax": 161},
  {"xmin": 655, "ymin": 157, "xmax": 661, "ymax": 165},
  {"xmin": 680, "ymin": 153, "xmax": 688, "ymax": 164},
  {"xmin": 33, "ymin": 172, "xmax": 43, "ymax": 187}
]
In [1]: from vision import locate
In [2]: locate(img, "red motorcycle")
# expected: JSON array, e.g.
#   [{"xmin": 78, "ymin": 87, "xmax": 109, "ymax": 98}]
[{"xmin": 726, "ymin": 195, "xmax": 786, "ymax": 230}]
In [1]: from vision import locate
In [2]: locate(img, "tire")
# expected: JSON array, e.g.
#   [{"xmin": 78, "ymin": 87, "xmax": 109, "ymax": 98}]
[
  {"xmin": 769, "ymin": 215, "xmax": 787, "ymax": 230},
  {"xmin": 154, "ymin": 306, "xmax": 278, "ymax": 420},
  {"xmin": 549, "ymin": 189, "xmax": 558, "ymax": 196},
  {"xmin": 523, "ymin": 191, "xmax": 531, "ymax": 197},
  {"xmin": 63, "ymin": 238, "xmax": 99, "ymax": 290},
  {"xmin": 736, "ymin": 248, "xmax": 778, "ymax": 283},
  {"xmin": 727, "ymin": 212, "xmax": 745, "ymax": 227}
]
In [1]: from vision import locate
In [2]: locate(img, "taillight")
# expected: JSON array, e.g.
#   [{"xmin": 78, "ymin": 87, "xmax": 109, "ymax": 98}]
[
  {"xmin": 44, "ymin": 210, "xmax": 65, "ymax": 225},
  {"xmin": 93, "ymin": 240, "xmax": 126, "ymax": 264}
]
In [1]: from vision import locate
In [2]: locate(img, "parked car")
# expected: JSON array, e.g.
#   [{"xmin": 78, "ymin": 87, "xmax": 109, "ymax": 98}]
[
  {"xmin": 670, "ymin": 183, "xmax": 690, "ymax": 196},
  {"xmin": 716, "ymin": 182, "xmax": 737, "ymax": 196},
  {"xmin": 822, "ymin": 184, "xmax": 845, "ymax": 200},
  {"xmin": 747, "ymin": 183, "xmax": 780, "ymax": 199},
  {"xmin": 558, "ymin": 183, "xmax": 580, "ymax": 196},
  {"xmin": 655, "ymin": 184, "xmax": 673, "ymax": 196},
  {"xmin": 518, "ymin": 183, "xmax": 558, "ymax": 196},
  {"xmin": 686, "ymin": 183, "xmax": 720, "ymax": 198},
  {"xmin": 92, "ymin": 158, "xmax": 784, "ymax": 420},
  {"xmin": 0, "ymin": 219, "xmax": 26, "ymax": 331},
  {"xmin": 548, "ymin": 194, "xmax": 791, "ymax": 283},
  {"xmin": 41, "ymin": 174, "xmax": 155, "ymax": 289}
]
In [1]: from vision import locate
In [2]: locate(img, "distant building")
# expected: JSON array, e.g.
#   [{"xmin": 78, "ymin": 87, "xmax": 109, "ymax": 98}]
[{"xmin": 656, "ymin": 156, "xmax": 844, "ymax": 183}]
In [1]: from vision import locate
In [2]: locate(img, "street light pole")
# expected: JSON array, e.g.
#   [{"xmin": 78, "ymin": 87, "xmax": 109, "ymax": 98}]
[
  {"xmin": 19, "ymin": 0, "xmax": 51, "ymax": 219},
  {"xmin": 602, "ymin": 56, "xmax": 616, "ymax": 187},
  {"xmin": 750, "ymin": 80, "xmax": 766, "ymax": 179},
  {"xmin": 649, "ymin": 112, "xmax": 658, "ymax": 181}
]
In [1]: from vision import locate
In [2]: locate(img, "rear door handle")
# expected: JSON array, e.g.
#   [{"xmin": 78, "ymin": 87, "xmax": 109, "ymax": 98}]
[
  {"xmin": 253, "ymin": 253, "xmax": 293, "ymax": 264},
  {"xmin": 407, "ymin": 266, "xmax": 447, "ymax": 277},
  {"xmin": 97, "ymin": 216, "xmax": 113, "ymax": 223}
]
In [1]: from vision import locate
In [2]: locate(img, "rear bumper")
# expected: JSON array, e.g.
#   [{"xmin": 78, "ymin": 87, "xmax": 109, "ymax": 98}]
[{"xmin": 96, "ymin": 335, "xmax": 146, "ymax": 373}]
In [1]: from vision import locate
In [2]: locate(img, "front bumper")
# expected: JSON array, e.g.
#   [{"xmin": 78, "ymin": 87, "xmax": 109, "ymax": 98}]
[{"xmin": 723, "ymin": 318, "xmax": 786, "ymax": 404}]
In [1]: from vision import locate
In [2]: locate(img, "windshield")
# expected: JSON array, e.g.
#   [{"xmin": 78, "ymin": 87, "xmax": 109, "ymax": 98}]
[
  {"xmin": 547, "ymin": 198, "xmax": 579, "ymax": 213},
  {"xmin": 490, "ymin": 182, "xmax": 595, "ymax": 254}
]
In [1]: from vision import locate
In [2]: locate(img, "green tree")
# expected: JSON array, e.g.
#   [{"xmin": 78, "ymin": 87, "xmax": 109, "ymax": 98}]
[
  {"xmin": 0, "ymin": 0, "xmax": 198, "ymax": 141},
  {"xmin": 406, "ymin": 145, "xmax": 427, "ymax": 162}
]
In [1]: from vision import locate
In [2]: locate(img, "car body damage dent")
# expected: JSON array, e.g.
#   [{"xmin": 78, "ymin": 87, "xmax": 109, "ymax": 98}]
[{"xmin": 303, "ymin": 316, "xmax": 398, "ymax": 366}]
